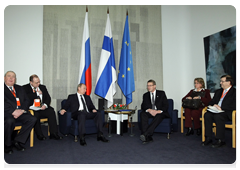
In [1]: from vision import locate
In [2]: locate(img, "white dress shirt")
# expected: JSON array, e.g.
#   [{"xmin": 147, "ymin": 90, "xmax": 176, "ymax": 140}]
[
  {"xmin": 30, "ymin": 84, "xmax": 48, "ymax": 108},
  {"xmin": 218, "ymin": 86, "xmax": 232, "ymax": 107},
  {"xmin": 77, "ymin": 93, "xmax": 89, "ymax": 112},
  {"xmin": 150, "ymin": 90, "xmax": 157, "ymax": 110}
]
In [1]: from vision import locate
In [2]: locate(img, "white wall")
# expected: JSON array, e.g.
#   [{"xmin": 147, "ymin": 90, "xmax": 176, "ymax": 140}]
[
  {"xmin": 161, "ymin": 5, "xmax": 236, "ymax": 117},
  {"xmin": 4, "ymin": 5, "xmax": 43, "ymax": 85},
  {"xmin": 4, "ymin": 5, "xmax": 236, "ymax": 117}
]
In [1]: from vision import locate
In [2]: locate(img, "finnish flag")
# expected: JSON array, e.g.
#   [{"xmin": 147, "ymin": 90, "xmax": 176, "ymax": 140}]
[{"xmin": 95, "ymin": 13, "xmax": 116, "ymax": 108}]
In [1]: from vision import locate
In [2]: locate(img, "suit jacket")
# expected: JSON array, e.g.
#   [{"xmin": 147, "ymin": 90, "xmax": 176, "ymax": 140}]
[
  {"xmin": 209, "ymin": 86, "xmax": 236, "ymax": 117},
  {"xmin": 23, "ymin": 83, "xmax": 51, "ymax": 108},
  {"xmin": 62, "ymin": 93, "xmax": 96, "ymax": 113},
  {"xmin": 141, "ymin": 90, "xmax": 169, "ymax": 117},
  {"xmin": 4, "ymin": 83, "xmax": 30, "ymax": 118}
]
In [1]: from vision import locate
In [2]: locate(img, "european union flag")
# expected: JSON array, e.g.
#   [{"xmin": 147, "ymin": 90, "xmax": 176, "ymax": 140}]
[{"xmin": 117, "ymin": 15, "xmax": 135, "ymax": 105}]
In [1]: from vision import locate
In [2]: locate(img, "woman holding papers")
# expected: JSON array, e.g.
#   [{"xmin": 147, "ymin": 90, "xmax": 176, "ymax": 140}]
[{"xmin": 182, "ymin": 78, "xmax": 211, "ymax": 136}]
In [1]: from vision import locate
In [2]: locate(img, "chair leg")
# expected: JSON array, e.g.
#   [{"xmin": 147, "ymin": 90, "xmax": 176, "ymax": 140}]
[
  {"xmin": 213, "ymin": 127, "xmax": 216, "ymax": 136},
  {"xmin": 74, "ymin": 135, "xmax": 78, "ymax": 142},
  {"xmin": 181, "ymin": 118, "xmax": 184, "ymax": 133},
  {"xmin": 202, "ymin": 120, "xmax": 205, "ymax": 142},
  {"xmin": 48, "ymin": 126, "xmax": 50, "ymax": 136},
  {"xmin": 233, "ymin": 126, "xmax": 236, "ymax": 148},
  {"xmin": 167, "ymin": 133, "xmax": 170, "ymax": 139},
  {"xmin": 30, "ymin": 128, "xmax": 34, "ymax": 147}
]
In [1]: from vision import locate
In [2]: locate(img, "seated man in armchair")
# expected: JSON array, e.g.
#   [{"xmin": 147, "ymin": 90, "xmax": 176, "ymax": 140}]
[{"xmin": 140, "ymin": 79, "xmax": 169, "ymax": 144}]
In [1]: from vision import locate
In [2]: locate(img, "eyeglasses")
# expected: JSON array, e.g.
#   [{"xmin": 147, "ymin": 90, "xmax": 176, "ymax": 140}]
[
  {"xmin": 220, "ymin": 80, "xmax": 228, "ymax": 83},
  {"xmin": 147, "ymin": 85, "xmax": 154, "ymax": 87}
]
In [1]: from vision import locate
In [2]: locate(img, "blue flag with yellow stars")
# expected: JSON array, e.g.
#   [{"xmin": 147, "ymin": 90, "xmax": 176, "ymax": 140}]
[{"xmin": 117, "ymin": 15, "xmax": 135, "ymax": 105}]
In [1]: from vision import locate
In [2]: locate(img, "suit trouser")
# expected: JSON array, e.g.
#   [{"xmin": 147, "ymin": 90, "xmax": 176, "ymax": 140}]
[
  {"xmin": 204, "ymin": 111, "xmax": 231, "ymax": 140},
  {"xmin": 72, "ymin": 110, "xmax": 103, "ymax": 137},
  {"xmin": 141, "ymin": 111, "xmax": 168, "ymax": 136},
  {"xmin": 33, "ymin": 107, "xmax": 58, "ymax": 136},
  {"xmin": 4, "ymin": 112, "xmax": 37, "ymax": 146},
  {"xmin": 184, "ymin": 108, "xmax": 202, "ymax": 129}
]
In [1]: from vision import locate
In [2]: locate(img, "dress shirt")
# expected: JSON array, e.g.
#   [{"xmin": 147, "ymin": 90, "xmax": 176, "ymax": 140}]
[
  {"xmin": 218, "ymin": 86, "xmax": 232, "ymax": 107},
  {"xmin": 194, "ymin": 88, "xmax": 204, "ymax": 92},
  {"xmin": 5, "ymin": 84, "xmax": 14, "ymax": 92},
  {"xmin": 30, "ymin": 84, "xmax": 48, "ymax": 108},
  {"xmin": 150, "ymin": 90, "xmax": 157, "ymax": 110},
  {"xmin": 5, "ymin": 84, "xmax": 18, "ymax": 109},
  {"xmin": 146, "ymin": 90, "xmax": 162, "ymax": 113},
  {"xmin": 77, "ymin": 93, "xmax": 89, "ymax": 112}
]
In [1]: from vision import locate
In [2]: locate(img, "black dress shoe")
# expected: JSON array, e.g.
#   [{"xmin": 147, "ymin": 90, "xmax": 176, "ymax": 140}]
[
  {"xmin": 196, "ymin": 128, "xmax": 201, "ymax": 136},
  {"xmin": 212, "ymin": 139, "xmax": 226, "ymax": 148},
  {"xmin": 148, "ymin": 136, "xmax": 153, "ymax": 142},
  {"xmin": 37, "ymin": 135, "xmax": 46, "ymax": 140},
  {"xmin": 4, "ymin": 145, "xmax": 13, "ymax": 154},
  {"xmin": 13, "ymin": 141, "xmax": 25, "ymax": 151},
  {"xmin": 142, "ymin": 135, "xmax": 154, "ymax": 144},
  {"xmin": 201, "ymin": 137, "xmax": 212, "ymax": 146},
  {"xmin": 140, "ymin": 134, "xmax": 153, "ymax": 144},
  {"xmin": 97, "ymin": 135, "xmax": 109, "ymax": 142},
  {"xmin": 80, "ymin": 137, "xmax": 87, "ymax": 146},
  {"xmin": 50, "ymin": 133, "xmax": 63, "ymax": 140},
  {"xmin": 140, "ymin": 134, "xmax": 147, "ymax": 142},
  {"xmin": 185, "ymin": 128, "xmax": 194, "ymax": 136}
]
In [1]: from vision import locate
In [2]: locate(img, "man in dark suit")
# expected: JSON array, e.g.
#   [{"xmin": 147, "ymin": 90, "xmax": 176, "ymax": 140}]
[
  {"xmin": 60, "ymin": 83, "xmax": 109, "ymax": 146},
  {"xmin": 23, "ymin": 74, "xmax": 62, "ymax": 140},
  {"xmin": 4, "ymin": 71, "xmax": 37, "ymax": 154},
  {"xmin": 140, "ymin": 79, "xmax": 169, "ymax": 144},
  {"xmin": 202, "ymin": 75, "xmax": 236, "ymax": 148}
]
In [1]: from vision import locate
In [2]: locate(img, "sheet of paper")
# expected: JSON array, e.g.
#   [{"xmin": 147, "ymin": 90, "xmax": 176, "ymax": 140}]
[
  {"xmin": 207, "ymin": 106, "xmax": 224, "ymax": 113},
  {"xmin": 29, "ymin": 106, "xmax": 42, "ymax": 111}
]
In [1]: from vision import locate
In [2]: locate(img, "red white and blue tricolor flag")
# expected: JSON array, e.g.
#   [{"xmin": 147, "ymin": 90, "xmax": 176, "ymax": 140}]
[{"xmin": 79, "ymin": 11, "xmax": 92, "ymax": 95}]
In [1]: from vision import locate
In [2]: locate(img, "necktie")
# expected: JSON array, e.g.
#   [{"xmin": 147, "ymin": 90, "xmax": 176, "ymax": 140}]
[
  {"xmin": 218, "ymin": 89, "xmax": 228, "ymax": 107},
  {"xmin": 152, "ymin": 93, "xmax": 155, "ymax": 110},
  {"xmin": 9, "ymin": 87, "xmax": 16, "ymax": 97},
  {"xmin": 9, "ymin": 86, "xmax": 13, "ymax": 92},
  {"xmin": 33, "ymin": 87, "xmax": 37, "ymax": 93},
  {"xmin": 80, "ymin": 95, "xmax": 87, "ymax": 112}
]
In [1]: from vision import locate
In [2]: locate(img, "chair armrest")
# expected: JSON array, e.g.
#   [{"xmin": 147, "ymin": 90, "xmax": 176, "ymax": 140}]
[
  {"xmin": 58, "ymin": 111, "xmax": 72, "ymax": 126},
  {"xmin": 201, "ymin": 106, "xmax": 208, "ymax": 142},
  {"xmin": 29, "ymin": 109, "xmax": 34, "ymax": 116},
  {"xmin": 98, "ymin": 110, "xmax": 105, "ymax": 124},
  {"xmin": 138, "ymin": 110, "xmax": 142, "ymax": 131},
  {"xmin": 181, "ymin": 107, "xmax": 184, "ymax": 117},
  {"xmin": 58, "ymin": 110, "xmax": 72, "ymax": 135},
  {"xmin": 171, "ymin": 109, "xmax": 178, "ymax": 132},
  {"xmin": 202, "ymin": 107, "xmax": 208, "ymax": 117}
]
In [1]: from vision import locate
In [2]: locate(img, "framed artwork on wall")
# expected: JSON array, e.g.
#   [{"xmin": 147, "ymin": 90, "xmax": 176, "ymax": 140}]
[{"xmin": 204, "ymin": 26, "xmax": 236, "ymax": 92}]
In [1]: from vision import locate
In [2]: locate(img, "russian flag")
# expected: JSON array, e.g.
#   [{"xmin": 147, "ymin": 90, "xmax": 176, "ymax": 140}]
[
  {"xmin": 95, "ymin": 13, "xmax": 116, "ymax": 108},
  {"xmin": 79, "ymin": 11, "xmax": 92, "ymax": 95}
]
